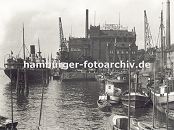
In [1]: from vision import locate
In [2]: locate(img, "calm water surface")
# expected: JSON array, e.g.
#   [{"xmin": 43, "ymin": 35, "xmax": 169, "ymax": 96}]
[{"xmin": 0, "ymin": 70, "xmax": 173, "ymax": 130}]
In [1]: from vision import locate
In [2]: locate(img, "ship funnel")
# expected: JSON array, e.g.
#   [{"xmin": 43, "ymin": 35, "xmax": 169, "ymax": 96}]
[
  {"xmin": 85, "ymin": 9, "xmax": 89, "ymax": 38},
  {"xmin": 30, "ymin": 45, "xmax": 35, "ymax": 54},
  {"xmin": 30, "ymin": 45, "xmax": 35, "ymax": 62}
]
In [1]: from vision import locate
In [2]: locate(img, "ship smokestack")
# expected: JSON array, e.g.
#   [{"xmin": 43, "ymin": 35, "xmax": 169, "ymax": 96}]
[
  {"xmin": 30, "ymin": 45, "xmax": 35, "ymax": 62},
  {"xmin": 85, "ymin": 9, "xmax": 89, "ymax": 38},
  {"xmin": 166, "ymin": 0, "xmax": 171, "ymax": 49}
]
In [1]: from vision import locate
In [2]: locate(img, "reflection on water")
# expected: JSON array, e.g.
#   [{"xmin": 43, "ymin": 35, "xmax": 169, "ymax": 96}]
[{"xmin": 0, "ymin": 71, "xmax": 174, "ymax": 130}]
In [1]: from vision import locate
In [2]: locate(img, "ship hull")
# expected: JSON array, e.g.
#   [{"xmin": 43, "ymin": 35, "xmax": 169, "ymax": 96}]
[
  {"xmin": 150, "ymin": 90, "xmax": 174, "ymax": 120},
  {"xmin": 4, "ymin": 68, "xmax": 50, "ymax": 84},
  {"xmin": 121, "ymin": 93, "xmax": 150, "ymax": 108}
]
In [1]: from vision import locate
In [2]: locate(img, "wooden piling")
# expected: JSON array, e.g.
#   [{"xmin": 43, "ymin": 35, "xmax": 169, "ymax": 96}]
[
  {"xmin": 24, "ymin": 68, "xmax": 29, "ymax": 96},
  {"xmin": 10, "ymin": 69, "xmax": 14, "ymax": 129},
  {"xmin": 16, "ymin": 68, "xmax": 20, "ymax": 95}
]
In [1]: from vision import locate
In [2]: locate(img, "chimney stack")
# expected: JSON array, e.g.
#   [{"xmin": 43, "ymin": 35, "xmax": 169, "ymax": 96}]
[
  {"xmin": 166, "ymin": 0, "xmax": 171, "ymax": 49},
  {"xmin": 85, "ymin": 9, "xmax": 89, "ymax": 38}
]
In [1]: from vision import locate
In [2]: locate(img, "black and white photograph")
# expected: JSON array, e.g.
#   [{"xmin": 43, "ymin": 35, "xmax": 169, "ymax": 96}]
[{"xmin": 0, "ymin": 0, "xmax": 174, "ymax": 129}]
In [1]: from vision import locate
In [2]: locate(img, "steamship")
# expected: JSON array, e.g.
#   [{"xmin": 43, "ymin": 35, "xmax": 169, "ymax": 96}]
[{"xmin": 4, "ymin": 45, "xmax": 50, "ymax": 84}]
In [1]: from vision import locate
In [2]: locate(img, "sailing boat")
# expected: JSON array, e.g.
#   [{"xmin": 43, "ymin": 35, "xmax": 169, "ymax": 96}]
[
  {"xmin": 138, "ymin": 1, "xmax": 174, "ymax": 129},
  {"xmin": 137, "ymin": 50, "xmax": 164, "ymax": 130},
  {"xmin": 109, "ymin": 44, "xmax": 140, "ymax": 130},
  {"xmin": 121, "ymin": 72, "xmax": 151, "ymax": 109},
  {"xmin": 149, "ymin": 0, "xmax": 174, "ymax": 121}
]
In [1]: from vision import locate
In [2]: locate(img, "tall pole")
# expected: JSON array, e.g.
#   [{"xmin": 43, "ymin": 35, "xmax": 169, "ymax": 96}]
[
  {"xmin": 144, "ymin": 10, "xmax": 147, "ymax": 51},
  {"xmin": 23, "ymin": 24, "xmax": 28, "ymax": 96},
  {"xmin": 23, "ymin": 24, "xmax": 25, "ymax": 60},
  {"xmin": 85, "ymin": 9, "xmax": 89, "ymax": 38},
  {"xmin": 128, "ymin": 44, "xmax": 131, "ymax": 130},
  {"xmin": 152, "ymin": 59, "xmax": 156, "ymax": 128},
  {"xmin": 10, "ymin": 70, "xmax": 14, "ymax": 129},
  {"xmin": 166, "ymin": 78, "xmax": 169, "ymax": 130},
  {"xmin": 160, "ymin": 10, "xmax": 164, "ymax": 70},
  {"xmin": 166, "ymin": 0, "xmax": 170, "ymax": 128},
  {"xmin": 39, "ymin": 69, "xmax": 44, "ymax": 127}
]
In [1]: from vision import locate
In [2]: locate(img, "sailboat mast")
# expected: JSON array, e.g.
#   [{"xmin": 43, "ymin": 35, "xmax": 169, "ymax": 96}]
[
  {"xmin": 128, "ymin": 44, "xmax": 131, "ymax": 130},
  {"xmin": 23, "ymin": 24, "xmax": 26, "ymax": 60},
  {"xmin": 152, "ymin": 59, "xmax": 156, "ymax": 128},
  {"xmin": 160, "ymin": 10, "xmax": 164, "ymax": 70},
  {"xmin": 10, "ymin": 70, "xmax": 14, "ymax": 129}
]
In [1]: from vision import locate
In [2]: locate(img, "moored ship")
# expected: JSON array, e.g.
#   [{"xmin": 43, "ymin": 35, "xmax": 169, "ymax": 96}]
[{"xmin": 4, "ymin": 45, "xmax": 50, "ymax": 84}]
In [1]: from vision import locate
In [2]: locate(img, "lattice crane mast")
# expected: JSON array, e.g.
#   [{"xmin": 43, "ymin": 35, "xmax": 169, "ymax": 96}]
[
  {"xmin": 59, "ymin": 17, "xmax": 68, "ymax": 52},
  {"xmin": 144, "ymin": 10, "xmax": 153, "ymax": 51}
]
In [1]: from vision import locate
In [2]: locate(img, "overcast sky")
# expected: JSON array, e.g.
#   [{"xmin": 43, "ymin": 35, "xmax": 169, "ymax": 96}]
[{"xmin": 0, "ymin": 0, "xmax": 173, "ymax": 67}]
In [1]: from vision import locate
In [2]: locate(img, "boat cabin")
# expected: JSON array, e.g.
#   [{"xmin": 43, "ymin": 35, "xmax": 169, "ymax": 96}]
[
  {"xmin": 105, "ymin": 82, "xmax": 121, "ymax": 96},
  {"xmin": 105, "ymin": 82, "xmax": 115, "ymax": 95},
  {"xmin": 159, "ymin": 77, "xmax": 174, "ymax": 95},
  {"xmin": 112, "ymin": 115, "xmax": 128, "ymax": 129}
]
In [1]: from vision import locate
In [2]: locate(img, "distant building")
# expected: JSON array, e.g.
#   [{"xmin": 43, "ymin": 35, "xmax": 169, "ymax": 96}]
[
  {"xmin": 68, "ymin": 24, "xmax": 138, "ymax": 63},
  {"xmin": 89, "ymin": 25, "xmax": 138, "ymax": 62},
  {"xmin": 68, "ymin": 37, "xmax": 91, "ymax": 63}
]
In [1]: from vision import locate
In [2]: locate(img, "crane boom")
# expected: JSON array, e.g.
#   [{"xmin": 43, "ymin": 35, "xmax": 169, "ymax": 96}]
[
  {"xmin": 144, "ymin": 10, "xmax": 153, "ymax": 51},
  {"xmin": 59, "ymin": 17, "xmax": 67, "ymax": 52}
]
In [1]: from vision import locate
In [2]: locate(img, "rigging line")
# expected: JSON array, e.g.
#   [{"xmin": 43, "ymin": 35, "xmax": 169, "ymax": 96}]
[
  {"xmin": 156, "ymin": 27, "xmax": 161, "ymax": 48},
  {"xmin": 17, "ymin": 45, "xmax": 23, "ymax": 57},
  {"xmin": 39, "ymin": 69, "xmax": 45, "ymax": 127},
  {"xmin": 25, "ymin": 45, "xmax": 30, "ymax": 56}
]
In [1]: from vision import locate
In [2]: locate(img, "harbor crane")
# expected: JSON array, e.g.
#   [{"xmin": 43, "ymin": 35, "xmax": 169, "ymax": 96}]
[
  {"xmin": 143, "ymin": 10, "xmax": 156, "ymax": 62},
  {"xmin": 144, "ymin": 10, "xmax": 153, "ymax": 51},
  {"xmin": 58, "ymin": 17, "xmax": 69, "ymax": 62},
  {"xmin": 59, "ymin": 17, "xmax": 68, "ymax": 52}
]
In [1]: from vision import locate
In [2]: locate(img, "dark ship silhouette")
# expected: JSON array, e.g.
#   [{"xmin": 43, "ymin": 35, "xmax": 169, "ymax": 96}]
[{"xmin": 4, "ymin": 26, "xmax": 50, "ymax": 84}]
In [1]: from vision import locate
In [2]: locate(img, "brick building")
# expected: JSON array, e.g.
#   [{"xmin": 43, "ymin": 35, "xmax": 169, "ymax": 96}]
[
  {"xmin": 89, "ymin": 25, "xmax": 137, "ymax": 62},
  {"xmin": 67, "ymin": 9, "xmax": 138, "ymax": 64},
  {"xmin": 68, "ymin": 25, "xmax": 138, "ymax": 63}
]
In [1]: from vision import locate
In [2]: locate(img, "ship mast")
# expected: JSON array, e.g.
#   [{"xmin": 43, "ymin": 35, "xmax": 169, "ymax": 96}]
[
  {"xmin": 160, "ymin": 10, "xmax": 164, "ymax": 71},
  {"xmin": 152, "ymin": 59, "xmax": 156, "ymax": 128},
  {"xmin": 128, "ymin": 44, "xmax": 131, "ymax": 130},
  {"xmin": 23, "ymin": 24, "xmax": 26, "ymax": 60}
]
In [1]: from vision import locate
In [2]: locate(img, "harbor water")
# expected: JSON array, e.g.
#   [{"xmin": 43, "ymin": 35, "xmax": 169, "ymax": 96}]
[{"xmin": 0, "ymin": 70, "xmax": 174, "ymax": 130}]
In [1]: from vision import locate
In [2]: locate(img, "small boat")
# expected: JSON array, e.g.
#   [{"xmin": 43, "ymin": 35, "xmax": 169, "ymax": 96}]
[
  {"xmin": 95, "ymin": 74, "xmax": 105, "ymax": 83},
  {"xmin": 0, "ymin": 116, "xmax": 18, "ymax": 130},
  {"xmin": 53, "ymin": 75, "xmax": 60, "ymax": 80},
  {"xmin": 53, "ymin": 73, "xmax": 60, "ymax": 80},
  {"xmin": 121, "ymin": 91, "xmax": 150, "ymax": 108},
  {"xmin": 109, "ymin": 114, "xmax": 139, "ymax": 130},
  {"xmin": 105, "ymin": 82, "xmax": 121, "ymax": 105},
  {"xmin": 97, "ymin": 99, "xmax": 111, "ymax": 111},
  {"xmin": 149, "ymin": 77, "xmax": 174, "ymax": 120},
  {"xmin": 107, "ymin": 71, "xmax": 129, "ymax": 84},
  {"xmin": 99, "ymin": 81, "xmax": 122, "ymax": 105},
  {"xmin": 52, "ymin": 69, "xmax": 60, "ymax": 80},
  {"xmin": 98, "ymin": 94, "xmax": 120, "ymax": 105}
]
